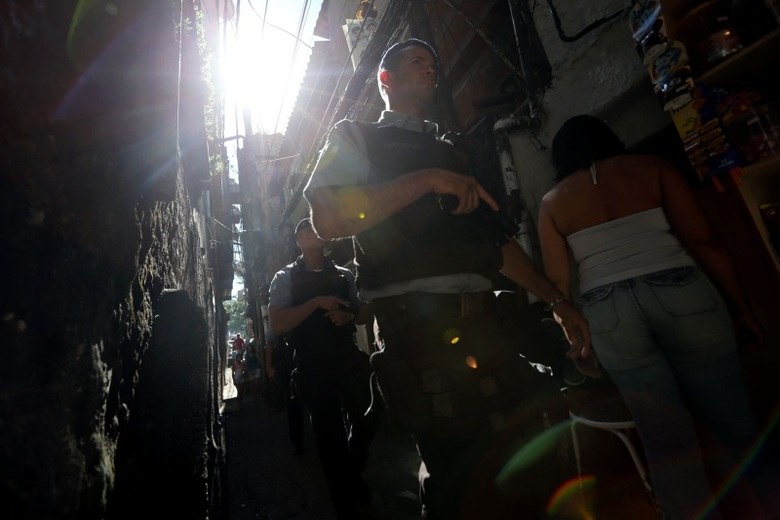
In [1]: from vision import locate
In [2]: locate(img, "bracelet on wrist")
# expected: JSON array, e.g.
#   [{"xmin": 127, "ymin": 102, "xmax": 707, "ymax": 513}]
[{"xmin": 548, "ymin": 297, "xmax": 568, "ymax": 310}]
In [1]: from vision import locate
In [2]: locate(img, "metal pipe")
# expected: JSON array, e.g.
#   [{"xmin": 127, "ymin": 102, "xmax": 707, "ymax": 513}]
[{"xmin": 493, "ymin": 113, "xmax": 541, "ymax": 303}]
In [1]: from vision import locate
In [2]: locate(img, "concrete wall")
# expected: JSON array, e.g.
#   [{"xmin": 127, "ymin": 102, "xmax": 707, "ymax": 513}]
[
  {"xmin": 508, "ymin": 0, "xmax": 672, "ymax": 220},
  {"xmin": 319, "ymin": 0, "xmax": 389, "ymax": 67}
]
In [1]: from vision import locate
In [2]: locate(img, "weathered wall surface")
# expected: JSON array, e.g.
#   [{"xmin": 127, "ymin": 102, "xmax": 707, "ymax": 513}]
[
  {"xmin": 0, "ymin": 2, "xmax": 224, "ymax": 518},
  {"xmin": 508, "ymin": 0, "xmax": 672, "ymax": 219}
]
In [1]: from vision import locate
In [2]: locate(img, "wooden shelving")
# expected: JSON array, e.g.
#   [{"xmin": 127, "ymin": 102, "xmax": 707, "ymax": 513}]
[
  {"xmin": 689, "ymin": 24, "xmax": 780, "ymax": 276},
  {"xmin": 696, "ymin": 28, "xmax": 780, "ymax": 87},
  {"xmin": 742, "ymin": 153, "xmax": 780, "ymax": 179}
]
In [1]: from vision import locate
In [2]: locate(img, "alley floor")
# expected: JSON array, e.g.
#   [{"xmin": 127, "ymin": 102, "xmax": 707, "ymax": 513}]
[
  {"xmin": 219, "ymin": 369, "xmax": 663, "ymax": 520},
  {"xmin": 220, "ymin": 371, "xmax": 422, "ymax": 520}
]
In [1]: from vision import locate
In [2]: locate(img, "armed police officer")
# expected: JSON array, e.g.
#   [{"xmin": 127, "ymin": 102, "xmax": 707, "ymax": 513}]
[
  {"xmin": 268, "ymin": 218, "xmax": 379, "ymax": 519},
  {"xmin": 303, "ymin": 39, "xmax": 593, "ymax": 519}
]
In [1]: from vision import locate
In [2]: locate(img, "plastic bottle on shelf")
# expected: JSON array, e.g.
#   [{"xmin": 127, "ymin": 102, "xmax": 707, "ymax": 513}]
[{"xmin": 676, "ymin": 1, "xmax": 743, "ymax": 71}]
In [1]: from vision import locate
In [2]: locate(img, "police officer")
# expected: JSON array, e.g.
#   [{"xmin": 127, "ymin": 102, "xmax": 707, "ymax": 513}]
[
  {"xmin": 264, "ymin": 327, "xmax": 305, "ymax": 454},
  {"xmin": 268, "ymin": 218, "xmax": 379, "ymax": 519},
  {"xmin": 303, "ymin": 39, "xmax": 593, "ymax": 519}
]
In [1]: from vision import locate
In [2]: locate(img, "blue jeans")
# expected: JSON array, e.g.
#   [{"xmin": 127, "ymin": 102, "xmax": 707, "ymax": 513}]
[{"xmin": 580, "ymin": 267, "xmax": 761, "ymax": 519}]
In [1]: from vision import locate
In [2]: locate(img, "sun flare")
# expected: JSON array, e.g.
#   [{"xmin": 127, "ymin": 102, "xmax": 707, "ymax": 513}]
[
  {"xmin": 221, "ymin": 7, "xmax": 315, "ymax": 137},
  {"xmin": 223, "ymin": 31, "xmax": 293, "ymax": 133}
]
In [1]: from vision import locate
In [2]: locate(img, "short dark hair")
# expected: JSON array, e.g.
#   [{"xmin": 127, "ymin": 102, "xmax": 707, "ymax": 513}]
[
  {"xmin": 551, "ymin": 115, "xmax": 626, "ymax": 182},
  {"xmin": 379, "ymin": 38, "xmax": 439, "ymax": 78}
]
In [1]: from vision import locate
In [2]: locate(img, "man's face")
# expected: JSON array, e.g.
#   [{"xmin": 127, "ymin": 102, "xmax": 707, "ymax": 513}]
[
  {"xmin": 295, "ymin": 226, "xmax": 325, "ymax": 251},
  {"xmin": 386, "ymin": 46, "xmax": 437, "ymax": 105}
]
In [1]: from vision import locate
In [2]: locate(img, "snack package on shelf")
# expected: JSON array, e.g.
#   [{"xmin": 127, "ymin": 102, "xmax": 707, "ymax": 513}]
[
  {"xmin": 719, "ymin": 90, "xmax": 780, "ymax": 165},
  {"xmin": 629, "ymin": 0, "xmax": 663, "ymax": 46},
  {"xmin": 630, "ymin": 0, "xmax": 697, "ymax": 113},
  {"xmin": 649, "ymin": 41, "xmax": 695, "ymax": 112},
  {"xmin": 669, "ymin": 84, "xmax": 741, "ymax": 181}
]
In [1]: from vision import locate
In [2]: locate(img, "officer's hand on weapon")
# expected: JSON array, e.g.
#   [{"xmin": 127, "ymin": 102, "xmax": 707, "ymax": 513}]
[
  {"xmin": 314, "ymin": 295, "xmax": 348, "ymax": 312},
  {"xmin": 325, "ymin": 307, "xmax": 356, "ymax": 327},
  {"xmin": 426, "ymin": 169, "xmax": 498, "ymax": 215}
]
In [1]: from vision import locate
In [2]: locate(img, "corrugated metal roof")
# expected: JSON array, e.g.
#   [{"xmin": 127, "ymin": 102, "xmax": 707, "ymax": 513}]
[{"xmin": 313, "ymin": 0, "xmax": 331, "ymax": 39}]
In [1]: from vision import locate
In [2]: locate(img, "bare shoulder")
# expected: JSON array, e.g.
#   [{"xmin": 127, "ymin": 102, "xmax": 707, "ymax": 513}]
[
  {"xmin": 541, "ymin": 184, "xmax": 560, "ymax": 204},
  {"xmin": 540, "ymin": 181, "xmax": 567, "ymax": 214}
]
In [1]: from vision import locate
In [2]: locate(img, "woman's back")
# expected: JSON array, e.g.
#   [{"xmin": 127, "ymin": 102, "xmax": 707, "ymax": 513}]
[
  {"xmin": 544, "ymin": 154, "xmax": 668, "ymax": 238},
  {"xmin": 539, "ymin": 115, "xmax": 774, "ymax": 520}
]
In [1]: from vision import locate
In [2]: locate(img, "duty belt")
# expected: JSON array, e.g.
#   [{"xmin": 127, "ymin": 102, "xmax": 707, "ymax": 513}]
[{"xmin": 373, "ymin": 290, "xmax": 496, "ymax": 319}]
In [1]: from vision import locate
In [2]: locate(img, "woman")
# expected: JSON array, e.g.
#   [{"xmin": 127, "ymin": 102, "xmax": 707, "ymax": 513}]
[{"xmin": 538, "ymin": 115, "xmax": 772, "ymax": 519}]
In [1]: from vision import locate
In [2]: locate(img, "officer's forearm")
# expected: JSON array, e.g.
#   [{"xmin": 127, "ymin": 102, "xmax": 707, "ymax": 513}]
[
  {"xmin": 268, "ymin": 300, "xmax": 319, "ymax": 335},
  {"xmin": 500, "ymin": 240, "xmax": 566, "ymax": 305},
  {"xmin": 307, "ymin": 172, "xmax": 432, "ymax": 239}
]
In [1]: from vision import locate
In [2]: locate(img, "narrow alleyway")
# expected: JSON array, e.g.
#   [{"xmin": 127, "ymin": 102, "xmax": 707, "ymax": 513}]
[{"xmin": 220, "ymin": 370, "xmax": 422, "ymax": 519}]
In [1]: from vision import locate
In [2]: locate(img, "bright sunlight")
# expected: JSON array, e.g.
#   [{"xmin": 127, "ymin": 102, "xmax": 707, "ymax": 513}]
[{"xmin": 220, "ymin": 0, "xmax": 323, "ymax": 136}]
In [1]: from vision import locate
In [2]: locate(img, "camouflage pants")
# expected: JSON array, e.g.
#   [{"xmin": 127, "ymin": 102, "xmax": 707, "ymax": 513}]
[{"xmin": 371, "ymin": 291, "xmax": 566, "ymax": 520}]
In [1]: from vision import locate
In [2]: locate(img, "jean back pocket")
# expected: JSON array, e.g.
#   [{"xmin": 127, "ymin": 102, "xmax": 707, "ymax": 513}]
[
  {"xmin": 579, "ymin": 284, "xmax": 618, "ymax": 332},
  {"xmin": 642, "ymin": 267, "xmax": 719, "ymax": 316}
]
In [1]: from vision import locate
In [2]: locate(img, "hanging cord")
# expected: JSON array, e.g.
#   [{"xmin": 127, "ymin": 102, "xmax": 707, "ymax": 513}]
[
  {"xmin": 438, "ymin": 0, "xmax": 524, "ymax": 79},
  {"xmin": 268, "ymin": 0, "xmax": 313, "ymax": 141},
  {"xmin": 545, "ymin": 0, "xmax": 628, "ymax": 43},
  {"xmin": 308, "ymin": 0, "xmax": 379, "ymax": 155},
  {"xmin": 288, "ymin": 0, "xmax": 379, "ymax": 183},
  {"xmin": 433, "ymin": 4, "xmax": 480, "ymax": 101},
  {"xmin": 278, "ymin": 0, "xmax": 387, "ymax": 228}
]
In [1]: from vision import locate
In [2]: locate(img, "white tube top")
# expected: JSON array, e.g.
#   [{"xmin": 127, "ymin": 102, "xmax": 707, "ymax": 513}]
[{"xmin": 566, "ymin": 207, "xmax": 695, "ymax": 293}]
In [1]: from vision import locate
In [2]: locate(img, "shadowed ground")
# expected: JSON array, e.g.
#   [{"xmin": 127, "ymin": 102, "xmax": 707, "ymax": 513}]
[
  {"xmin": 221, "ymin": 371, "xmax": 421, "ymax": 520},
  {"xmin": 220, "ymin": 368, "xmax": 663, "ymax": 520}
]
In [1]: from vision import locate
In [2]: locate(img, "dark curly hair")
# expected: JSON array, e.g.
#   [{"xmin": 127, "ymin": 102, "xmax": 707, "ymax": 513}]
[{"xmin": 551, "ymin": 115, "xmax": 626, "ymax": 182}]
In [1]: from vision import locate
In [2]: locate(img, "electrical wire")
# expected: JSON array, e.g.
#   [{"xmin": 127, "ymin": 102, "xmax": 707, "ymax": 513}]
[
  {"xmin": 300, "ymin": 0, "xmax": 379, "ymax": 169},
  {"xmin": 438, "ymin": 0, "xmax": 524, "ymax": 79},
  {"xmin": 276, "ymin": 0, "xmax": 384, "ymax": 231},
  {"xmin": 260, "ymin": 0, "xmax": 268, "ymax": 40},
  {"xmin": 258, "ymin": 154, "xmax": 301, "ymax": 163},
  {"xmin": 432, "ymin": 3, "xmax": 478, "ymax": 99},
  {"xmin": 545, "ymin": 0, "xmax": 627, "ymax": 43},
  {"xmin": 176, "ymin": 0, "xmax": 184, "ymax": 151},
  {"xmin": 229, "ymin": 0, "xmax": 242, "ymax": 153},
  {"xmin": 223, "ymin": 0, "xmax": 319, "ymax": 142},
  {"xmin": 246, "ymin": 0, "xmax": 314, "ymax": 49},
  {"xmin": 282, "ymin": 0, "xmax": 353, "ymax": 157},
  {"xmin": 280, "ymin": 0, "xmax": 394, "ymax": 227},
  {"xmin": 268, "ymin": 0, "xmax": 313, "ymax": 142}
]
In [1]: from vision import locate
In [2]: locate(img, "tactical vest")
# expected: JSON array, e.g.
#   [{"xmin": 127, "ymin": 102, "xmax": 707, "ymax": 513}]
[
  {"xmin": 351, "ymin": 122, "xmax": 502, "ymax": 289},
  {"xmin": 286, "ymin": 257, "xmax": 357, "ymax": 363}
]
